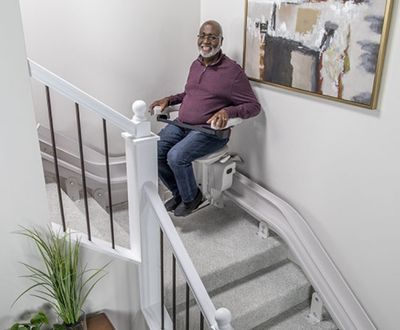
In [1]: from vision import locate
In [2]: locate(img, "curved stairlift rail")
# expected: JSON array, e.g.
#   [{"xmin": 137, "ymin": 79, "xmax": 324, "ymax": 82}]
[{"xmin": 225, "ymin": 174, "xmax": 376, "ymax": 330}]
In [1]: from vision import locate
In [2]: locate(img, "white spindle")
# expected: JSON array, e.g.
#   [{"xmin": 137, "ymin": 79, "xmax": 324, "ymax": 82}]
[{"xmin": 215, "ymin": 308, "xmax": 233, "ymax": 330}]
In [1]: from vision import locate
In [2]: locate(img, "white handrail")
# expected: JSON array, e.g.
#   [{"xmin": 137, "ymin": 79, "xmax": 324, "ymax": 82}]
[
  {"xmin": 28, "ymin": 59, "xmax": 137, "ymax": 136},
  {"xmin": 143, "ymin": 182, "xmax": 223, "ymax": 329},
  {"xmin": 28, "ymin": 60, "xmax": 232, "ymax": 329}
]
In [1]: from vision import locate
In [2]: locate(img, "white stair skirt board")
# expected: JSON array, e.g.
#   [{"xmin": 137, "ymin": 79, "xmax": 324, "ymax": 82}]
[{"xmin": 225, "ymin": 172, "xmax": 376, "ymax": 330}]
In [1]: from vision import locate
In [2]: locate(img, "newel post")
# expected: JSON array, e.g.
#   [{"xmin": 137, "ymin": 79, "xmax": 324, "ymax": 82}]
[
  {"xmin": 215, "ymin": 308, "xmax": 233, "ymax": 330},
  {"xmin": 122, "ymin": 100, "xmax": 161, "ymax": 312}
]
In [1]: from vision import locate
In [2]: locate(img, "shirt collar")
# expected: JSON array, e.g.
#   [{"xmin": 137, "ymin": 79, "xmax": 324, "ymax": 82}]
[{"xmin": 197, "ymin": 51, "xmax": 224, "ymax": 67}]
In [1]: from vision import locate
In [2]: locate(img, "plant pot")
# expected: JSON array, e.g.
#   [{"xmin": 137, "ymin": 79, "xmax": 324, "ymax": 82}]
[{"xmin": 64, "ymin": 314, "xmax": 87, "ymax": 330}]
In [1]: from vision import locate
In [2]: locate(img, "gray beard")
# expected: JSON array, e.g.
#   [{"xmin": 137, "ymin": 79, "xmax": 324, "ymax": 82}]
[{"xmin": 199, "ymin": 43, "xmax": 221, "ymax": 58}]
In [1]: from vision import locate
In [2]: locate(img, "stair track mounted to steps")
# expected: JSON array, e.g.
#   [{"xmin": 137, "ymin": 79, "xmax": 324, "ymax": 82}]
[
  {"xmin": 46, "ymin": 182, "xmax": 339, "ymax": 329},
  {"xmin": 160, "ymin": 198, "xmax": 338, "ymax": 330}
]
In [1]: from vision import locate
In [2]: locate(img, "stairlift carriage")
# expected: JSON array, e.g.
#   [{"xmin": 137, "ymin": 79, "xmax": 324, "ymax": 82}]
[{"xmin": 154, "ymin": 106, "xmax": 242, "ymax": 209}]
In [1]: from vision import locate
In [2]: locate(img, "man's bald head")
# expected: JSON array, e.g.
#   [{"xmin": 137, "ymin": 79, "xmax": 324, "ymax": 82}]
[{"xmin": 199, "ymin": 20, "xmax": 223, "ymax": 38}]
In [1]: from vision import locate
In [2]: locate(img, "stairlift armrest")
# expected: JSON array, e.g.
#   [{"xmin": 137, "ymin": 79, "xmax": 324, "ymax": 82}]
[
  {"xmin": 156, "ymin": 115, "xmax": 231, "ymax": 139},
  {"xmin": 211, "ymin": 117, "xmax": 243, "ymax": 130},
  {"xmin": 152, "ymin": 105, "xmax": 179, "ymax": 118}
]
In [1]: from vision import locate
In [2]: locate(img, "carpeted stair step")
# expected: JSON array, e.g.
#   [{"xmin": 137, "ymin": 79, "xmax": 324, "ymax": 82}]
[
  {"xmin": 163, "ymin": 199, "xmax": 289, "ymax": 311},
  {"xmin": 174, "ymin": 261, "xmax": 311, "ymax": 330},
  {"xmin": 46, "ymin": 183, "xmax": 129, "ymax": 248},
  {"xmin": 46, "ymin": 183, "xmax": 103, "ymax": 238},
  {"xmin": 74, "ymin": 197, "xmax": 130, "ymax": 248}
]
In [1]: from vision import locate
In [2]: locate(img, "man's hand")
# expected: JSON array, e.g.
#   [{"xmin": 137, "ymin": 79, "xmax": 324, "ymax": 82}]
[
  {"xmin": 207, "ymin": 109, "xmax": 229, "ymax": 129},
  {"xmin": 149, "ymin": 97, "xmax": 169, "ymax": 115}
]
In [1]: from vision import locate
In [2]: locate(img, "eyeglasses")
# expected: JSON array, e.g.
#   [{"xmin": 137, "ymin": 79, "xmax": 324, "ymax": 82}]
[{"xmin": 197, "ymin": 34, "xmax": 222, "ymax": 41}]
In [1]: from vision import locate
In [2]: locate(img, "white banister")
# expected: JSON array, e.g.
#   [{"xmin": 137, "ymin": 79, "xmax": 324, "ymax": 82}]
[
  {"xmin": 144, "ymin": 182, "xmax": 223, "ymax": 329},
  {"xmin": 125, "ymin": 100, "xmax": 232, "ymax": 329},
  {"xmin": 29, "ymin": 57, "xmax": 234, "ymax": 328},
  {"xmin": 28, "ymin": 59, "xmax": 137, "ymax": 136}
]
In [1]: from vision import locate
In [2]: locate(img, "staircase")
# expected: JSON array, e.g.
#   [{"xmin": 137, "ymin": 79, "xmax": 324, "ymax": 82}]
[
  {"xmin": 30, "ymin": 60, "xmax": 374, "ymax": 330},
  {"xmin": 46, "ymin": 182, "xmax": 337, "ymax": 330}
]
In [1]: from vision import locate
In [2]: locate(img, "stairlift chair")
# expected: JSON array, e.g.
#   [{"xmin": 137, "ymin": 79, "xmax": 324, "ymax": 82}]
[{"xmin": 154, "ymin": 106, "xmax": 242, "ymax": 208}]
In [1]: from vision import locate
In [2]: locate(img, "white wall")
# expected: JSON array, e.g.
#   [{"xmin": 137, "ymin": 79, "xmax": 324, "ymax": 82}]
[
  {"xmin": 79, "ymin": 249, "xmax": 143, "ymax": 330},
  {"xmin": 0, "ymin": 2, "xmax": 144, "ymax": 328},
  {"xmin": 19, "ymin": 0, "xmax": 200, "ymax": 155},
  {"xmin": 202, "ymin": 1, "xmax": 400, "ymax": 329},
  {"xmin": 0, "ymin": 0, "xmax": 49, "ymax": 325}
]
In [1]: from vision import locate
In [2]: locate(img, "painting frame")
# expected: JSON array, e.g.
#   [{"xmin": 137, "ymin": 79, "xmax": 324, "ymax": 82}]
[{"xmin": 243, "ymin": 0, "xmax": 394, "ymax": 110}]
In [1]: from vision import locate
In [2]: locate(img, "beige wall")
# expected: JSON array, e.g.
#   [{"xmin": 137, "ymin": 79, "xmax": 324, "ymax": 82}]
[{"xmin": 202, "ymin": 1, "xmax": 400, "ymax": 329}]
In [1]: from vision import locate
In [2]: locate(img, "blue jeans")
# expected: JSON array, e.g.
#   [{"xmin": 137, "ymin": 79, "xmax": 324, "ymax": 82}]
[{"xmin": 158, "ymin": 124, "xmax": 229, "ymax": 203}]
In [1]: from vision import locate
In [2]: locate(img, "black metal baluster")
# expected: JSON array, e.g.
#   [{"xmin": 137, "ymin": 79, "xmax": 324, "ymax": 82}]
[
  {"xmin": 102, "ymin": 119, "xmax": 115, "ymax": 248},
  {"xmin": 160, "ymin": 229, "xmax": 165, "ymax": 329},
  {"xmin": 45, "ymin": 86, "xmax": 66, "ymax": 231},
  {"xmin": 200, "ymin": 312, "xmax": 204, "ymax": 330},
  {"xmin": 173, "ymin": 255, "xmax": 177, "ymax": 329},
  {"xmin": 186, "ymin": 283, "xmax": 190, "ymax": 330},
  {"xmin": 75, "ymin": 104, "xmax": 91, "ymax": 241}
]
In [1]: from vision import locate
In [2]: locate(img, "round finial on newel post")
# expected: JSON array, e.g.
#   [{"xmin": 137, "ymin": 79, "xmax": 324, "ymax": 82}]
[
  {"xmin": 215, "ymin": 308, "xmax": 233, "ymax": 330},
  {"xmin": 132, "ymin": 100, "xmax": 147, "ymax": 123}
]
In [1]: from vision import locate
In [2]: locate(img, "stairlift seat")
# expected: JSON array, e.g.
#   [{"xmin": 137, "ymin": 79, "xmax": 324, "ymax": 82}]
[
  {"xmin": 194, "ymin": 145, "xmax": 229, "ymax": 164},
  {"xmin": 154, "ymin": 106, "xmax": 241, "ymax": 207}
]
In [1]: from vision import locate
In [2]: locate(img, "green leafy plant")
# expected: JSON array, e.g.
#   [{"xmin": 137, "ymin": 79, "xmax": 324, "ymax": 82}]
[
  {"xmin": 11, "ymin": 311, "xmax": 49, "ymax": 330},
  {"xmin": 13, "ymin": 226, "xmax": 108, "ymax": 327}
]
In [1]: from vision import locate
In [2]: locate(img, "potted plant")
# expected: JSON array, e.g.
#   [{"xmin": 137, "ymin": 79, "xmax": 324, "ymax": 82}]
[{"xmin": 13, "ymin": 227, "xmax": 108, "ymax": 330}]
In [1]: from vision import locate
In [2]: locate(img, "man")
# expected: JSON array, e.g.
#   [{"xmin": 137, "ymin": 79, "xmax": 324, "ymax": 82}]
[{"xmin": 150, "ymin": 20, "xmax": 260, "ymax": 217}]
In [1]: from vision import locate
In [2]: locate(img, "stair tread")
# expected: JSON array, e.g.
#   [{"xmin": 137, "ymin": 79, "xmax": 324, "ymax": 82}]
[
  {"xmin": 212, "ymin": 262, "xmax": 310, "ymax": 328},
  {"xmin": 171, "ymin": 199, "xmax": 286, "ymax": 274},
  {"xmin": 163, "ymin": 199, "xmax": 288, "ymax": 306},
  {"xmin": 175, "ymin": 262, "xmax": 310, "ymax": 330},
  {"xmin": 75, "ymin": 197, "xmax": 130, "ymax": 248},
  {"xmin": 46, "ymin": 183, "xmax": 129, "ymax": 248},
  {"xmin": 46, "ymin": 183, "xmax": 103, "ymax": 238}
]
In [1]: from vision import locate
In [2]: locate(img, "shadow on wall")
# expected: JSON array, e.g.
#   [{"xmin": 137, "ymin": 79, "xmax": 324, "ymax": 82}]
[{"xmin": 229, "ymin": 91, "xmax": 268, "ymax": 184}]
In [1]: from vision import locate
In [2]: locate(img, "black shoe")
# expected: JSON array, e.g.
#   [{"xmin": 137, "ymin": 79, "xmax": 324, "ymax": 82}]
[
  {"xmin": 164, "ymin": 196, "xmax": 182, "ymax": 212},
  {"xmin": 174, "ymin": 190, "xmax": 203, "ymax": 217}
]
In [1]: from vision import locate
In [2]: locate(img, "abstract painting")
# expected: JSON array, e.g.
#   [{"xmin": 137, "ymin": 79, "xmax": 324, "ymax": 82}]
[{"xmin": 244, "ymin": 0, "xmax": 393, "ymax": 109}]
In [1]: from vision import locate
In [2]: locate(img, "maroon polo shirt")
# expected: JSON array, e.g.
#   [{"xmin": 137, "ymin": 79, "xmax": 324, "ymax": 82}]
[{"xmin": 168, "ymin": 52, "xmax": 261, "ymax": 125}]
